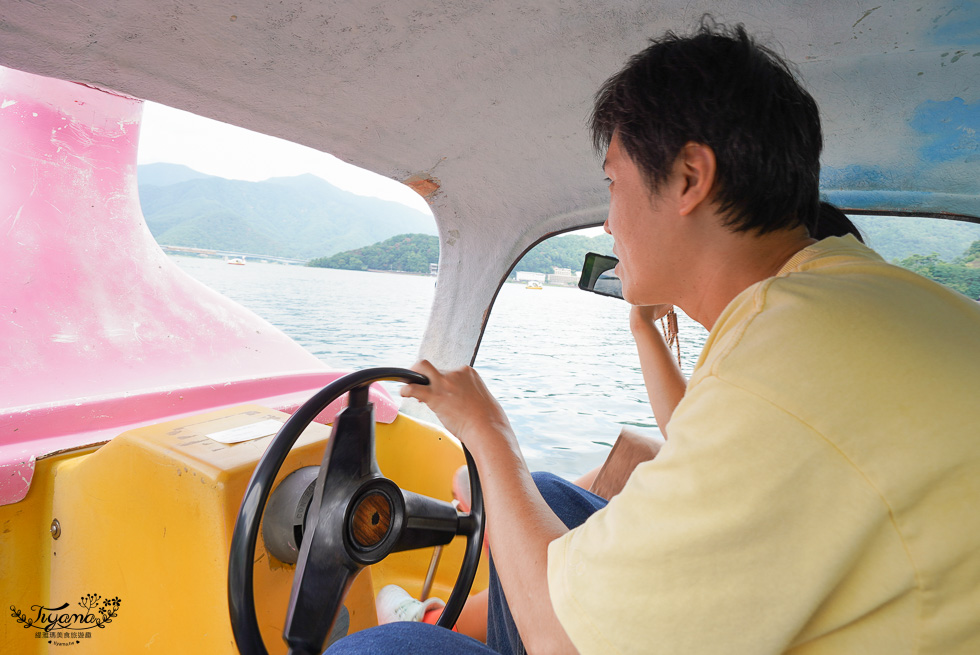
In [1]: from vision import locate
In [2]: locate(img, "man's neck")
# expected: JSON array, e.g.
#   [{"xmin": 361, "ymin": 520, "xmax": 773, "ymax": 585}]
[{"xmin": 678, "ymin": 226, "xmax": 816, "ymax": 331}]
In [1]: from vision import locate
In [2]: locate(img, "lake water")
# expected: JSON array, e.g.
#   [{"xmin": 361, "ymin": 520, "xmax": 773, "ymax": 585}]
[{"xmin": 173, "ymin": 256, "xmax": 708, "ymax": 479}]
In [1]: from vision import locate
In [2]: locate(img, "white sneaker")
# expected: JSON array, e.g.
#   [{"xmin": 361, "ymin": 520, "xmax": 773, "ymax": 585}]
[{"xmin": 375, "ymin": 584, "xmax": 445, "ymax": 624}]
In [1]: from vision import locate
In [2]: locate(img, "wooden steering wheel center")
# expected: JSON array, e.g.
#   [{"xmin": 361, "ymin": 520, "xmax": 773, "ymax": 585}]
[{"xmin": 350, "ymin": 491, "xmax": 393, "ymax": 548}]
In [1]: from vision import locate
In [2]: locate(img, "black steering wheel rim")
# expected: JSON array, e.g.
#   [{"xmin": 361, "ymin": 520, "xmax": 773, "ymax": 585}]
[{"xmin": 228, "ymin": 367, "xmax": 485, "ymax": 655}]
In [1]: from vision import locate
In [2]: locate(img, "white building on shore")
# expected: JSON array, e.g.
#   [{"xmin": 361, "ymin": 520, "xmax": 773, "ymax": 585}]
[
  {"xmin": 515, "ymin": 271, "xmax": 546, "ymax": 282},
  {"xmin": 547, "ymin": 267, "xmax": 578, "ymax": 286}
]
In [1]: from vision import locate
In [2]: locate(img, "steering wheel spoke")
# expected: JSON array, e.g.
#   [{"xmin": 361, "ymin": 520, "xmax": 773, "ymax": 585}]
[
  {"xmin": 284, "ymin": 553, "xmax": 359, "ymax": 654},
  {"xmin": 393, "ymin": 490, "xmax": 460, "ymax": 552},
  {"xmin": 318, "ymin": 386, "xmax": 381, "ymax": 481}
]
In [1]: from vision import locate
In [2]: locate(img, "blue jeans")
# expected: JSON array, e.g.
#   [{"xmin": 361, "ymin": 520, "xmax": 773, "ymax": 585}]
[{"xmin": 325, "ymin": 472, "xmax": 608, "ymax": 654}]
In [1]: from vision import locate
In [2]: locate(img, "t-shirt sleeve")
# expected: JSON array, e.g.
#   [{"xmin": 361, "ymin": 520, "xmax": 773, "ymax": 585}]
[{"xmin": 547, "ymin": 376, "xmax": 891, "ymax": 655}]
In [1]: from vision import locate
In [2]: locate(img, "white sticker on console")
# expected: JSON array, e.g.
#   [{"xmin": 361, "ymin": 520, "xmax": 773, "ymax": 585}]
[{"xmin": 207, "ymin": 419, "xmax": 284, "ymax": 444}]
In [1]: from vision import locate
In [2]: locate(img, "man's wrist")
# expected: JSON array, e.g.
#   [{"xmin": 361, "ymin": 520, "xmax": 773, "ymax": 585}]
[
  {"xmin": 461, "ymin": 420, "xmax": 515, "ymax": 456},
  {"xmin": 630, "ymin": 318, "xmax": 663, "ymax": 338}
]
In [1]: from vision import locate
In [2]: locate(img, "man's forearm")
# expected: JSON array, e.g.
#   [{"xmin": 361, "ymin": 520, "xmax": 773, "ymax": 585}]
[
  {"xmin": 469, "ymin": 425, "xmax": 580, "ymax": 655},
  {"xmin": 632, "ymin": 321, "xmax": 687, "ymax": 435}
]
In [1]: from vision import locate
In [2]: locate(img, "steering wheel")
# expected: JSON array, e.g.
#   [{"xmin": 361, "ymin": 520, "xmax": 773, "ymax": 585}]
[{"xmin": 228, "ymin": 367, "xmax": 485, "ymax": 655}]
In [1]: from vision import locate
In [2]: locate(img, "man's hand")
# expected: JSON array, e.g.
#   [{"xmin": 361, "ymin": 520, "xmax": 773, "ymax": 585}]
[
  {"xmin": 400, "ymin": 360, "xmax": 514, "ymax": 451},
  {"xmin": 629, "ymin": 303, "xmax": 672, "ymax": 334}
]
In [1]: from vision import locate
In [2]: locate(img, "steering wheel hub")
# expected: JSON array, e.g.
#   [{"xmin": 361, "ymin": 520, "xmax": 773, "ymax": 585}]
[
  {"xmin": 344, "ymin": 479, "xmax": 404, "ymax": 564},
  {"xmin": 350, "ymin": 490, "xmax": 392, "ymax": 548}
]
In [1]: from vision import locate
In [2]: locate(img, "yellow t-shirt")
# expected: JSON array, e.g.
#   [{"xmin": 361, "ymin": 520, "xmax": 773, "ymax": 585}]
[{"xmin": 548, "ymin": 236, "xmax": 980, "ymax": 654}]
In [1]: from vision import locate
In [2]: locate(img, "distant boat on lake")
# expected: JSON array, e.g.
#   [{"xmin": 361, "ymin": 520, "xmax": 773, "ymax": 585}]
[{"xmin": 228, "ymin": 257, "xmax": 246, "ymax": 265}]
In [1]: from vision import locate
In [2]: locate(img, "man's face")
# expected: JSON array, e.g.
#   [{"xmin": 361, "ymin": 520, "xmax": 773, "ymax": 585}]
[{"xmin": 602, "ymin": 134, "xmax": 680, "ymax": 306}]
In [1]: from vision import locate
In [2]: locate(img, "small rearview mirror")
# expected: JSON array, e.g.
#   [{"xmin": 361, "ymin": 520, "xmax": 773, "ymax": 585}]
[{"xmin": 578, "ymin": 252, "xmax": 623, "ymax": 300}]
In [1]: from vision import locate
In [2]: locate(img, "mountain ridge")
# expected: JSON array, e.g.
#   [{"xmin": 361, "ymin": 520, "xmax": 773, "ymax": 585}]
[{"xmin": 137, "ymin": 163, "xmax": 436, "ymax": 260}]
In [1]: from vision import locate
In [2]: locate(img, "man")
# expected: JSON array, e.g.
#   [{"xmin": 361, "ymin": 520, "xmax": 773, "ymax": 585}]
[{"xmin": 330, "ymin": 18, "xmax": 980, "ymax": 655}]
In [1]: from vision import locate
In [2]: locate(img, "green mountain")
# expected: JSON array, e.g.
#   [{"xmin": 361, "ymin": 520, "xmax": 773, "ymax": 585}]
[
  {"xmin": 138, "ymin": 164, "xmax": 436, "ymax": 260},
  {"xmin": 852, "ymin": 215, "xmax": 980, "ymax": 262},
  {"xmin": 309, "ymin": 234, "xmax": 440, "ymax": 273},
  {"xmin": 961, "ymin": 240, "xmax": 980, "ymax": 266},
  {"xmin": 895, "ymin": 239, "xmax": 980, "ymax": 300},
  {"xmin": 512, "ymin": 233, "xmax": 615, "ymax": 275},
  {"xmin": 309, "ymin": 231, "xmax": 614, "ymax": 277},
  {"xmin": 847, "ymin": 215, "xmax": 980, "ymax": 298}
]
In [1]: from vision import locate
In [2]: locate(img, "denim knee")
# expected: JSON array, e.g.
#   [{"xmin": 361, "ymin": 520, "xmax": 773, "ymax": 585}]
[
  {"xmin": 531, "ymin": 470, "xmax": 607, "ymax": 530},
  {"xmin": 325, "ymin": 621, "xmax": 493, "ymax": 655}
]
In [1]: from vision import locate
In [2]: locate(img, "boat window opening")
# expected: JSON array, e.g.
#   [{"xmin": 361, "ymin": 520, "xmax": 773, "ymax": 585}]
[
  {"xmin": 475, "ymin": 228, "xmax": 709, "ymax": 481},
  {"xmin": 137, "ymin": 101, "xmax": 440, "ymax": 387}
]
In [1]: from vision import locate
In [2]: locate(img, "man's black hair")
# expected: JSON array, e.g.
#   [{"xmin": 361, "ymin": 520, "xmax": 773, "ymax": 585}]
[
  {"xmin": 812, "ymin": 201, "xmax": 864, "ymax": 243},
  {"xmin": 591, "ymin": 17, "xmax": 822, "ymax": 234}
]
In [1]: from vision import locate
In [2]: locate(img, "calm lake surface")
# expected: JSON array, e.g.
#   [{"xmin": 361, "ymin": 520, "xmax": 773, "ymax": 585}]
[{"xmin": 173, "ymin": 256, "xmax": 708, "ymax": 479}]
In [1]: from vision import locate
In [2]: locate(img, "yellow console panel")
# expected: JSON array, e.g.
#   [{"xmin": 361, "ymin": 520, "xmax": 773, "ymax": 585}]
[{"xmin": 1, "ymin": 405, "xmax": 487, "ymax": 654}]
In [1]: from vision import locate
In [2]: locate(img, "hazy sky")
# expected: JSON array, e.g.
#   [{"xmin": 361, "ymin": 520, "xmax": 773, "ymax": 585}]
[
  {"xmin": 137, "ymin": 101, "xmax": 432, "ymax": 215},
  {"xmin": 135, "ymin": 100, "xmax": 610, "ymax": 237}
]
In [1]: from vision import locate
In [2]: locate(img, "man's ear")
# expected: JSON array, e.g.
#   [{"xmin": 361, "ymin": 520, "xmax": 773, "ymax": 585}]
[{"xmin": 675, "ymin": 142, "xmax": 716, "ymax": 216}]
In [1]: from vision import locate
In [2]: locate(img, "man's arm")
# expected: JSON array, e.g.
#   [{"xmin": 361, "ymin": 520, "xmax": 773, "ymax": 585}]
[
  {"xmin": 629, "ymin": 305, "xmax": 687, "ymax": 436},
  {"xmin": 401, "ymin": 361, "xmax": 579, "ymax": 655}
]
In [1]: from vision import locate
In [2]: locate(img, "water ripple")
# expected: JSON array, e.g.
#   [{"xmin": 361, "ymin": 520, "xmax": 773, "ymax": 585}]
[{"xmin": 176, "ymin": 258, "xmax": 708, "ymax": 480}]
